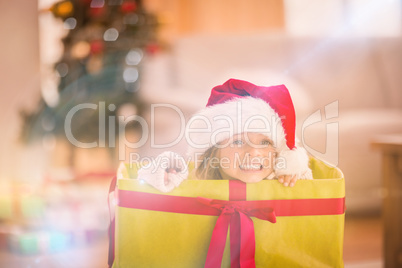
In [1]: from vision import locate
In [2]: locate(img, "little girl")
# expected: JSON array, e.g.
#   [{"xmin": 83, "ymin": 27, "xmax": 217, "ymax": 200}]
[{"xmin": 138, "ymin": 79, "xmax": 312, "ymax": 192}]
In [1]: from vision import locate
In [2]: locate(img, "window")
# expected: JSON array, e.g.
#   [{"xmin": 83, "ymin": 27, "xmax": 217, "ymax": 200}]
[{"xmin": 284, "ymin": 0, "xmax": 401, "ymax": 37}]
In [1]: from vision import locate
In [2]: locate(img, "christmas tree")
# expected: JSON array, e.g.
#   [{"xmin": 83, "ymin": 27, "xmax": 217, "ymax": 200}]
[
  {"xmin": 1, "ymin": 1, "xmax": 160, "ymax": 255},
  {"xmin": 21, "ymin": 0, "xmax": 158, "ymax": 149}
]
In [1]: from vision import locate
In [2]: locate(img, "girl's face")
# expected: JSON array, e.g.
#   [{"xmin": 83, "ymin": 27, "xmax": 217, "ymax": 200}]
[{"xmin": 217, "ymin": 133, "xmax": 276, "ymax": 183}]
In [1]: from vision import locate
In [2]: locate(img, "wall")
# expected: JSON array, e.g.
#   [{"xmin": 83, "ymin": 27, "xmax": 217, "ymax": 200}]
[
  {"xmin": 0, "ymin": 0, "xmax": 44, "ymax": 181},
  {"xmin": 144, "ymin": 0, "xmax": 285, "ymax": 42}
]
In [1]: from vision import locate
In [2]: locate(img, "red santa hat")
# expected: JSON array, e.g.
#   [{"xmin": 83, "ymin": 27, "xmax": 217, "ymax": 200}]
[{"xmin": 185, "ymin": 78, "xmax": 311, "ymax": 177}]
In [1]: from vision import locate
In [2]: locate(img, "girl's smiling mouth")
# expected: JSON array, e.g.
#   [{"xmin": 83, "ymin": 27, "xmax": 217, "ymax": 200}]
[{"xmin": 239, "ymin": 164, "xmax": 263, "ymax": 171}]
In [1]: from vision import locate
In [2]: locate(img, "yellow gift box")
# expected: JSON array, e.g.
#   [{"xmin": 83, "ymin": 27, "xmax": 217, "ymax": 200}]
[{"xmin": 109, "ymin": 158, "xmax": 345, "ymax": 268}]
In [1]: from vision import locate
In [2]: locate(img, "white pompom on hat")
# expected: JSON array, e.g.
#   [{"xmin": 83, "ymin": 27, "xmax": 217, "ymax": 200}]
[{"xmin": 185, "ymin": 78, "xmax": 311, "ymax": 177}]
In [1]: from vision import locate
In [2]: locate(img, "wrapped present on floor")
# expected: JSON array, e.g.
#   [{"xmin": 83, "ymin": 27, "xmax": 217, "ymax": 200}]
[
  {"xmin": 7, "ymin": 229, "xmax": 73, "ymax": 255},
  {"xmin": 109, "ymin": 158, "xmax": 345, "ymax": 268}
]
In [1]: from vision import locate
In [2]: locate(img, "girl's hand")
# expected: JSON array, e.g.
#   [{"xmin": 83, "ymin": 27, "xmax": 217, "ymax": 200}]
[
  {"xmin": 277, "ymin": 169, "xmax": 313, "ymax": 187},
  {"xmin": 278, "ymin": 175, "xmax": 297, "ymax": 187},
  {"xmin": 275, "ymin": 145, "xmax": 313, "ymax": 187},
  {"xmin": 138, "ymin": 151, "xmax": 188, "ymax": 192}
]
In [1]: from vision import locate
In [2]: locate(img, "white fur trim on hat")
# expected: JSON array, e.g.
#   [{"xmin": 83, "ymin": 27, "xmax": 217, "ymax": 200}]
[
  {"xmin": 275, "ymin": 146, "xmax": 313, "ymax": 179},
  {"xmin": 185, "ymin": 97, "xmax": 286, "ymax": 160}
]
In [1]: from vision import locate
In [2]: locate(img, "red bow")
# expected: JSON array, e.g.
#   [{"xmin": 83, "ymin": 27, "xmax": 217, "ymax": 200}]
[{"xmin": 197, "ymin": 197, "xmax": 276, "ymax": 268}]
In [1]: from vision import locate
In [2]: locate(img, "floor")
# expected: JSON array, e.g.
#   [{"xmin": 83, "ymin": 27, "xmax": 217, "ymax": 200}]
[
  {"xmin": 343, "ymin": 215, "xmax": 383, "ymax": 268},
  {"xmin": 0, "ymin": 215, "xmax": 383, "ymax": 268}
]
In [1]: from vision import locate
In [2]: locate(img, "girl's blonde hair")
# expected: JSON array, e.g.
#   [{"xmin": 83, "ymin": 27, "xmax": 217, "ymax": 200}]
[{"xmin": 195, "ymin": 145, "xmax": 223, "ymax": 180}]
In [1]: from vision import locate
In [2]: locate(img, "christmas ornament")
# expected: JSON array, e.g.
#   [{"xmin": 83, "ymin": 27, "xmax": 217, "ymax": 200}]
[
  {"xmin": 89, "ymin": 40, "xmax": 104, "ymax": 54},
  {"xmin": 49, "ymin": 1, "xmax": 74, "ymax": 19},
  {"xmin": 121, "ymin": 1, "xmax": 137, "ymax": 13},
  {"xmin": 71, "ymin": 41, "xmax": 91, "ymax": 59}
]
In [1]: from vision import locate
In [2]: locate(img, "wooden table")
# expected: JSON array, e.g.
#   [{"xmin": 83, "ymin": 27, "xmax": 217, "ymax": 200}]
[{"xmin": 372, "ymin": 135, "xmax": 402, "ymax": 268}]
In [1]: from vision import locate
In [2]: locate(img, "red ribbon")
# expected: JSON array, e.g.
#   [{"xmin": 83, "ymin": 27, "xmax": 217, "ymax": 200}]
[{"xmin": 197, "ymin": 197, "xmax": 276, "ymax": 268}]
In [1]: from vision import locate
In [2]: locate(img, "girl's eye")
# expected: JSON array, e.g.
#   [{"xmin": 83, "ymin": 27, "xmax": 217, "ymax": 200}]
[
  {"xmin": 233, "ymin": 139, "xmax": 244, "ymax": 146},
  {"xmin": 261, "ymin": 140, "xmax": 271, "ymax": 146}
]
